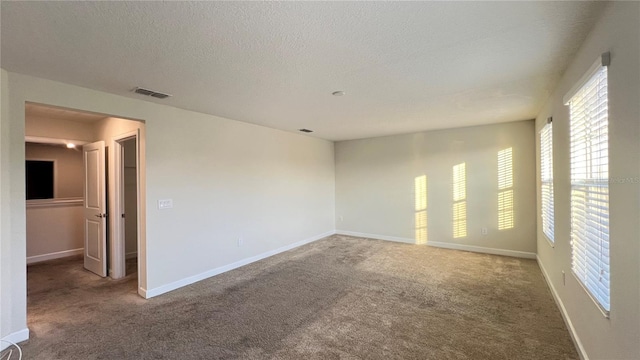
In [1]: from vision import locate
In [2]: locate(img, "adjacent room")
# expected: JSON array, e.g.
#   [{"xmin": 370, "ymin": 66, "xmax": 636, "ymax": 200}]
[
  {"xmin": 1, "ymin": 2, "xmax": 638, "ymax": 359},
  {"xmin": 24, "ymin": 103, "xmax": 143, "ymax": 278}
]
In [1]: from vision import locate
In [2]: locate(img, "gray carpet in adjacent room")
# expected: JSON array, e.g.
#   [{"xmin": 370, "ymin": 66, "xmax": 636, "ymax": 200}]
[{"xmin": 22, "ymin": 235, "xmax": 578, "ymax": 359}]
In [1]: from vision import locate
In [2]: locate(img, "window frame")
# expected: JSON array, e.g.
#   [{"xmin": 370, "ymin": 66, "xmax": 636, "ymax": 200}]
[
  {"xmin": 539, "ymin": 121, "xmax": 554, "ymax": 246},
  {"xmin": 565, "ymin": 53, "xmax": 611, "ymax": 317},
  {"xmin": 497, "ymin": 148, "xmax": 514, "ymax": 230}
]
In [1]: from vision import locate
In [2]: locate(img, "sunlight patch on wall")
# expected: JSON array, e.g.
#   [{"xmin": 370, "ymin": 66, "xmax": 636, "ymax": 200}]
[
  {"xmin": 415, "ymin": 175, "xmax": 427, "ymax": 211},
  {"xmin": 453, "ymin": 163, "xmax": 466, "ymax": 201},
  {"xmin": 452, "ymin": 163, "xmax": 467, "ymax": 238},
  {"xmin": 415, "ymin": 211, "xmax": 427, "ymax": 245},
  {"xmin": 453, "ymin": 201, "xmax": 467, "ymax": 238},
  {"xmin": 498, "ymin": 148, "xmax": 514, "ymax": 230},
  {"xmin": 498, "ymin": 148, "xmax": 513, "ymax": 189},
  {"xmin": 414, "ymin": 175, "xmax": 428, "ymax": 244},
  {"xmin": 498, "ymin": 189, "xmax": 514, "ymax": 230}
]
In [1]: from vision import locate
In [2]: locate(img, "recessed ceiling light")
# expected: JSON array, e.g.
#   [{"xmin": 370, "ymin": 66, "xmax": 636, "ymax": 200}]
[
  {"xmin": 299, "ymin": 129, "xmax": 313, "ymax": 133},
  {"xmin": 66, "ymin": 143, "xmax": 76, "ymax": 149},
  {"xmin": 332, "ymin": 91, "xmax": 346, "ymax": 96}
]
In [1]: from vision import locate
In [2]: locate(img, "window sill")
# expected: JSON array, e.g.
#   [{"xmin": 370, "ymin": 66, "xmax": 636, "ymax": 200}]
[
  {"xmin": 571, "ymin": 270, "xmax": 611, "ymax": 319},
  {"xmin": 543, "ymin": 234, "xmax": 555, "ymax": 248}
]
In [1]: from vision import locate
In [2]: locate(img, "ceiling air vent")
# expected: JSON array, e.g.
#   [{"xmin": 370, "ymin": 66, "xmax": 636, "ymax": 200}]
[
  {"xmin": 299, "ymin": 129, "xmax": 313, "ymax": 133},
  {"xmin": 133, "ymin": 87, "xmax": 172, "ymax": 99}
]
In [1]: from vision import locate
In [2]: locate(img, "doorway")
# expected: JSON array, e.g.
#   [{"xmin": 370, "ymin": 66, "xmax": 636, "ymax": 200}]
[
  {"xmin": 24, "ymin": 102, "xmax": 145, "ymax": 291},
  {"xmin": 123, "ymin": 138, "xmax": 138, "ymax": 276},
  {"xmin": 111, "ymin": 133, "xmax": 140, "ymax": 280}
]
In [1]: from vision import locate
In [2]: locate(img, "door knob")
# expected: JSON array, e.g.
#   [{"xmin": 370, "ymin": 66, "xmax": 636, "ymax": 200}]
[{"xmin": 95, "ymin": 213, "xmax": 106, "ymax": 218}]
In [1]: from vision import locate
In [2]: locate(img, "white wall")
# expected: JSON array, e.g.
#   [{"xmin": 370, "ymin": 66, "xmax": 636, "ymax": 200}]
[
  {"xmin": 25, "ymin": 115, "xmax": 95, "ymax": 142},
  {"xmin": 0, "ymin": 70, "xmax": 335, "ymax": 343},
  {"xmin": 335, "ymin": 121, "xmax": 536, "ymax": 256},
  {"xmin": 0, "ymin": 70, "xmax": 4, "ymax": 343},
  {"xmin": 141, "ymin": 113, "xmax": 335, "ymax": 290},
  {"xmin": 535, "ymin": 2, "xmax": 640, "ymax": 359},
  {"xmin": 94, "ymin": 116, "xmax": 141, "ymax": 143},
  {"xmin": 1, "ymin": 69, "xmax": 28, "ymax": 346},
  {"xmin": 26, "ymin": 201, "xmax": 83, "ymax": 263}
]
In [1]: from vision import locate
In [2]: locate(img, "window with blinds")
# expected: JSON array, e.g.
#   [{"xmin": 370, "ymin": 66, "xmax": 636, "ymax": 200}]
[
  {"xmin": 566, "ymin": 57, "xmax": 609, "ymax": 313},
  {"xmin": 540, "ymin": 123, "xmax": 554, "ymax": 242},
  {"xmin": 497, "ymin": 148, "xmax": 514, "ymax": 230}
]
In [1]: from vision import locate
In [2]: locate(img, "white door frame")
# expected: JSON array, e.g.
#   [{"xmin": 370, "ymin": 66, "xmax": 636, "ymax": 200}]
[{"xmin": 110, "ymin": 130, "xmax": 140, "ymax": 280}]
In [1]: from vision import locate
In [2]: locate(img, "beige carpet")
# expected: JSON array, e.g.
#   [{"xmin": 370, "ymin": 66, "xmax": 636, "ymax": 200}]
[{"xmin": 22, "ymin": 235, "xmax": 578, "ymax": 359}]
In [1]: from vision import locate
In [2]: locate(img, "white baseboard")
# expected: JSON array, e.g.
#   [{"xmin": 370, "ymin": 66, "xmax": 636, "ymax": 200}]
[
  {"xmin": 142, "ymin": 230, "xmax": 336, "ymax": 299},
  {"xmin": 537, "ymin": 256, "xmax": 588, "ymax": 360},
  {"xmin": 427, "ymin": 241, "xmax": 536, "ymax": 259},
  {"xmin": 336, "ymin": 230, "xmax": 536, "ymax": 259},
  {"xmin": 1, "ymin": 328, "xmax": 29, "ymax": 351},
  {"xmin": 336, "ymin": 230, "xmax": 414, "ymax": 244},
  {"xmin": 138, "ymin": 287, "xmax": 148, "ymax": 298},
  {"xmin": 126, "ymin": 251, "xmax": 138, "ymax": 260},
  {"xmin": 26, "ymin": 248, "xmax": 83, "ymax": 264}
]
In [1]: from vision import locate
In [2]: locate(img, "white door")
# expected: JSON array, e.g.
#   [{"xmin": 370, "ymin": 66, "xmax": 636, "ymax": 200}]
[{"xmin": 83, "ymin": 141, "xmax": 107, "ymax": 277}]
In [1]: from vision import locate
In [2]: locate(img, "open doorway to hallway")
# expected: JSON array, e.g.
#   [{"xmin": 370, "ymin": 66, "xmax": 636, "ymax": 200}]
[
  {"xmin": 24, "ymin": 102, "xmax": 145, "ymax": 291},
  {"xmin": 122, "ymin": 137, "xmax": 138, "ymax": 276}
]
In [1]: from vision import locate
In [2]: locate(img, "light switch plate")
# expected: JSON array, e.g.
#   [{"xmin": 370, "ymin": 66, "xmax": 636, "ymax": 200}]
[{"xmin": 158, "ymin": 199, "xmax": 173, "ymax": 210}]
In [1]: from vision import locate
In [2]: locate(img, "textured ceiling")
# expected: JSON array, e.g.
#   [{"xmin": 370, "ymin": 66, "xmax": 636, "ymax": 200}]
[{"xmin": 1, "ymin": 2, "xmax": 605, "ymax": 141}]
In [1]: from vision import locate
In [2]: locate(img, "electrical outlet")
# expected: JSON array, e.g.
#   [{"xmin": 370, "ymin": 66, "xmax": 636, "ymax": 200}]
[
  {"xmin": 481, "ymin": 227, "xmax": 488, "ymax": 236},
  {"xmin": 238, "ymin": 236, "xmax": 244, "ymax": 247},
  {"xmin": 339, "ymin": 216, "xmax": 344, "ymax": 222},
  {"xmin": 158, "ymin": 199, "xmax": 173, "ymax": 210}
]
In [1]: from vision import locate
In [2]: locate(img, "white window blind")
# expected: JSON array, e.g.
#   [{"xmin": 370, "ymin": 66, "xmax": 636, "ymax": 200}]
[
  {"xmin": 497, "ymin": 148, "xmax": 514, "ymax": 230},
  {"xmin": 540, "ymin": 123, "xmax": 554, "ymax": 242},
  {"xmin": 567, "ymin": 59, "xmax": 610, "ymax": 313}
]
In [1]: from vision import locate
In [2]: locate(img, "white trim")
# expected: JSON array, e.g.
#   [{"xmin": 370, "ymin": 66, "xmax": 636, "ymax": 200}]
[
  {"xmin": 110, "ymin": 130, "xmax": 139, "ymax": 280},
  {"xmin": 427, "ymin": 241, "xmax": 536, "ymax": 259},
  {"xmin": 537, "ymin": 256, "xmax": 588, "ymax": 360},
  {"xmin": 336, "ymin": 230, "xmax": 414, "ymax": 244},
  {"xmin": 26, "ymin": 197, "xmax": 82, "ymax": 209},
  {"xmin": 1, "ymin": 328, "xmax": 29, "ymax": 351},
  {"xmin": 142, "ymin": 230, "xmax": 335, "ymax": 299},
  {"xmin": 563, "ymin": 52, "xmax": 610, "ymax": 105},
  {"xmin": 570, "ymin": 270, "xmax": 611, "ymax": 319},
  {"xmin": 542, "ymin": 232, "xmax": 555, "ymax": 249},
  {"xmin": 27, "ymin": 248, "xmax": 84, "ymax": 264},
  {"xmin": 25, "ymin": 135, "xmax": 89, "ymax": 147},
  {"xmin": 336, "ymin": 230, "xmax": 536, "ymax": 259}
]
